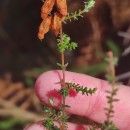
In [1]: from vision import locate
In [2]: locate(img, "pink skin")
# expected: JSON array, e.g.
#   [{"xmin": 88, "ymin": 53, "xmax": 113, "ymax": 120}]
[
  {"xmin": 24, "ymin": 121, "xmax": 89, "ymax": 130},
  {"xmin": 25, "ymin": 70, "xmax": 130, "ymax": 130}
]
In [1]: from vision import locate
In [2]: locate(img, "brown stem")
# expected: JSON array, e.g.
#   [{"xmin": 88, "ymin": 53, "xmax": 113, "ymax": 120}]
[{"xmin": 60, "ymin": 25, "xmax": 66, "ymax": 130}]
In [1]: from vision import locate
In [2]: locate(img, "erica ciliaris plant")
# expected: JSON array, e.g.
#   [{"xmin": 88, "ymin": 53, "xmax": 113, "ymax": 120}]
[{"xmin": 37, "ymin": 0, "xmax": 119, "ymax": 130}]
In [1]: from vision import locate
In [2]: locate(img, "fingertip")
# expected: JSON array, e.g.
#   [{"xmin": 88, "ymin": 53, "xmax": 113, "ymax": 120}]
[
  {"xmin": 34, "ymin": 70, "xmax": 103, "ymax": 116},
  {"xmin": 35, "ymin": 70, "xmax": 63, "ymax": 106}
]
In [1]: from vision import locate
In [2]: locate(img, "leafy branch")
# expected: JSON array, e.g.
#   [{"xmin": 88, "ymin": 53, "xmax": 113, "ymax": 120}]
[
  {"xmin": 64, "ymin": 0, "xmax": 95, "ymax": 23},
  {"xmin": 101, "ymin": 121, "xmax": 118, "ymax": 130},
  {"xmin": 102, "ymin": 52, "xmax": 119, "ymax": 130},
  {"xmin": 43, "ymin": 106, "xmax": 68, "ymax": 130},
  {"xmin": 66, "ymin": 82, "xmax": 97, "ymax": 96},
  {"xmin": 57, "ymin": 33, "xmax": 77, "ymax": 52},
  {"xmin": 44, "ymin": 119, "xmax": 60, "ymax": 130}
]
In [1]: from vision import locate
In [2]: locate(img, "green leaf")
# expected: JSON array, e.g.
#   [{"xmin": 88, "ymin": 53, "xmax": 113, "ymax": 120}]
[
  {"xmin": 43, "ymin": 107, "xmax": 51, "ymax": 114},
  {"xmin": 57, "ymin": 62, "xmax": 68, "ymax": 70},
  {"xmin": 51, "ymin": 125, "xmax": 60, "ymax": 130},
  {"xmin": 59, "ymin": 104, "xmax": 70, "ymax": 109},
  {"xmin": 106, "ymin": 40, "xmax": 120, "ymax": 57},
  {"xmin": 105, "ymin": 74, "xmax": 113, "ymax": 82},
  {"xmin": 57, "ymin": 63, "xmax": 62, "ymax": 67},
  {"xmin": 113, "ymin": 57, "xmax": 118, "ymax": 66},
  {"xmin": 86, "ymin": 0, "xmax": 95, "ymax": 9},
  {"xmin": 102, "ymin": 121, "xmax": 118, "ymax": 130},
  {"xmin": 49, "ymin": 98, "xmax": 54, "ymax": 105},
  {"xmin": 61, "ymin": 115, "xmax": 69, "ymax": 122},
  {"xmin": 44, "ymin": 119, "xmax": 53, "ymax": 128},
  {"xmin": 60, "ymin": 87, "xmax": 69, "ymax": 98}
]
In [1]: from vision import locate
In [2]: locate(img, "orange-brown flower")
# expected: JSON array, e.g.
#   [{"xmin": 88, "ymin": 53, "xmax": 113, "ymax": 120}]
[
  {"xmin": 41, "ymin": 0, "xmax": 55, "ymax": 19},
  {"xmin": 38, "ymin": 16, "xmax": 52, "ymax": 40},
  {"xmin": 56, "ymin": 0, "xmax": 67, "ymax": 16},
  {"xmin": 38, "ymin": 0, "xmax": 68, "ymax": 39},
  {"xmin": 51, "ymin": 13, "xmax": 64, "ymax": 36}
]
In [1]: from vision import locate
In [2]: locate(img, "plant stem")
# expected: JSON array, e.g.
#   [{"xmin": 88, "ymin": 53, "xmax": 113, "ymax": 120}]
[
  {"xmin": 60, "ymin": 25, "xmax": 66, "ymax": 130},
  {"xmin": 106, "ymin": 52, "xmax": 116, "ymax": 122}
]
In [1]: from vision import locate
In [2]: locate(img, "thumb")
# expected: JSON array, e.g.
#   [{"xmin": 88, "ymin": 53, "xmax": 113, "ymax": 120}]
[{"xmin": 35, "ymin": 70, "xmax": 130, "ymax": 130}]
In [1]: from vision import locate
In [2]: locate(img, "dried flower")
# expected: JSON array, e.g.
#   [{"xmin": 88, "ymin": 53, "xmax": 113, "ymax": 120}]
[
  {"xmin": 38, "ymin": 16, "xmax": 52, "ymax": 40},
  {"xmin": 52, "ymin": 13, "xmax": 64, "ymax": 36},
  {"xmin": 56, "ymin": 0, "xmax": 67, "ymax": 16},
  {"xmin": 38, "ymin": 0, "xmax": 68, "ymax": 40},
  {"xmin": 41, "ymin": 0, "xmax": 55, "ymax": 19}
]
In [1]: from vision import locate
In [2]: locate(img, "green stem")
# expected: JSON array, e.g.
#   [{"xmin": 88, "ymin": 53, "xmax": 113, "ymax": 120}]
[{"xmin": 106, "ymin": 52, "xmax": 116, "ymax": 122}]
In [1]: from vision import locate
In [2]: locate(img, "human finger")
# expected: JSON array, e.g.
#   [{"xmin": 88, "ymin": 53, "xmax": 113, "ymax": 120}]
[{"xmin": 35, "ymin": 70, "xmax": 130, "ymax": 130}]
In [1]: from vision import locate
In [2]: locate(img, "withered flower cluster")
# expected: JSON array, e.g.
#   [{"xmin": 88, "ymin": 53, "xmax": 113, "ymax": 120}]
[{"xmin": 38, "ymin": 0, "xmax": 67, "ymax": 40}]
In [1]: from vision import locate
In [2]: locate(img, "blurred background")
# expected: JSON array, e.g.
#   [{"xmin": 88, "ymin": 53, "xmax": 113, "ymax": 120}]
[{"xmin": 0, "ymin": 0, "xmax": 130, "ymax": 129}]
